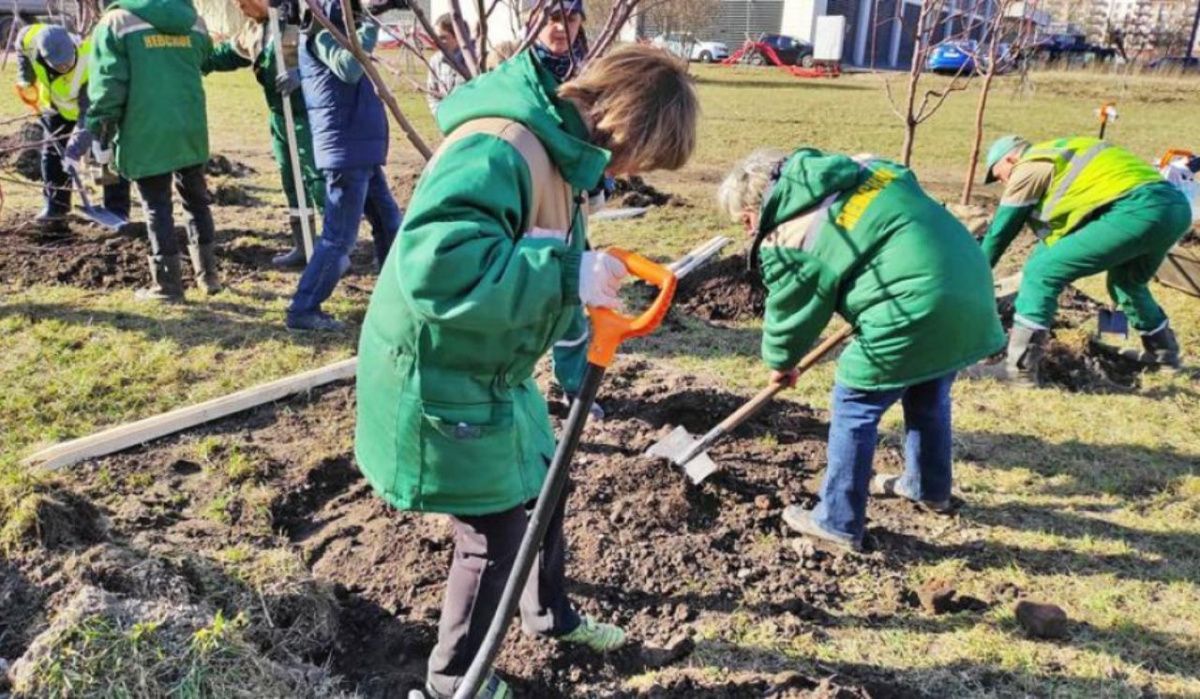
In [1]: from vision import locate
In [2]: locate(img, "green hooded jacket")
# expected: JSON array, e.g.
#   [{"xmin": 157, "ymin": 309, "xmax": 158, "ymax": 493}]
[
  {"xmin": 354, "ymin": 50, "xmax": 608, "ymax": 516},
  {"xmin": 86, "ymin": 0, "xmax": 212, "ymax": 180},
  {"xmin": 757, "ymin": 149, "xmax": 1005, "ymax": 390}
]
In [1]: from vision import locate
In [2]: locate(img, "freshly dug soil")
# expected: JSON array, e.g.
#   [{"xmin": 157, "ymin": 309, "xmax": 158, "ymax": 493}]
[
  {"xmin": 613, "ymin": 176, "xmax": 681, "ymax": 208},
  {"xmin": 0, "ymin": 226, "xmax": 381, "ymax": 291},
  {"xmin": 205, "ymin": 154, "xmax": 255, "ymax": 178},
  {"xmin": 0, "ymin": 123, "xmax": 44, "ymax": 181},
  {"xmin": 675, "ymin": 253, "xmax": 766, "ymax": 322},
  {"xmin": 1, "ymin": 360, "xmax": 980, "ymax": 697}
]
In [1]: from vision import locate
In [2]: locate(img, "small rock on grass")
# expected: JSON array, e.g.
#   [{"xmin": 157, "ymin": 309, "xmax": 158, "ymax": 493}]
[
  {"xmin": 1015, "ymin": 600, "xmax": 1069, "ymax": 639},
  {"xmin": 917, "ymin": 580, "xmax": 957, "ymax": 615}
]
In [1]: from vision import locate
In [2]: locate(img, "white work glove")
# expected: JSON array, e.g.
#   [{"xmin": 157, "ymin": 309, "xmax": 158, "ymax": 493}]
[
  {"xmin": 91, "ymin": 140, "xmax": 112, "ymax": 166},
  {"xmin": 579, "ymin": 251, "xmax": 627, "ymax": 308}
]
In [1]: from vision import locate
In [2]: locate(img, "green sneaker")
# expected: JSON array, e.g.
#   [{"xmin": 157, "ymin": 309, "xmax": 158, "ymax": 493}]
[{"xmin": 559, "ymin": 616, "xmax": 627, "ymax": 652}]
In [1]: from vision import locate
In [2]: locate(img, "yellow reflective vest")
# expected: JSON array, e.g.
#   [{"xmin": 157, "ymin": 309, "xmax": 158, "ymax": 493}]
[
  {"xmin": 1021, "ymin": 137, "xmax": 1163, "ymax": 245},
  {"xmin": 20, "ymin": 24, "xmax": 90, "ymax": 121}
]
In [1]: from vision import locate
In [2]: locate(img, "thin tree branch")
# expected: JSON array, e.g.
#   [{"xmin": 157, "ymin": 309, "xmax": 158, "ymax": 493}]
[
  {"xmin": 475, "ymin": 0, "xmax": 489, "ymax": 70},
  {"xmin": 306, "ymin": 0, "xmax": 432, "ymax": 160},
  {"xmin": 447, "ymin": 0, "xmax": 481, "ymax": 75},
  {"xmin": 408, "ymin": 0, "xmax": 473, "ymax": 80}
]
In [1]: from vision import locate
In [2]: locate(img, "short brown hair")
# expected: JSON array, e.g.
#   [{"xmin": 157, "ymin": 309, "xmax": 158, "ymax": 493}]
[
  {"xmin": 558, "ymin": 45, "xmax": 698, "ymax": 174},
  {"xmin": 435, "ymin": 12, "xmax": 454, "ymax": 35}
]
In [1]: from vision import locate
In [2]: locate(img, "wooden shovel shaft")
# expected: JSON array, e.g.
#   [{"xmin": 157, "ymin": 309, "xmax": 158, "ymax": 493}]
[{"xmin": 678, "ymin": 325, "xmax": 853, "ymax": 466}]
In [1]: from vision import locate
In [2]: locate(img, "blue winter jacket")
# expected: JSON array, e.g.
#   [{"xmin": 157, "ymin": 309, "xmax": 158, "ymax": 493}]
[{"xmin": 300, "ymin": 0, "xmax": 388, "ymax": 170}]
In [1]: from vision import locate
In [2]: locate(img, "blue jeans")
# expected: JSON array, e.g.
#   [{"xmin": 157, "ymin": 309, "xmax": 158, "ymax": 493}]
[
  {"xmin": 288, "ymin": 165, "xmax": 402, "ymax": 318},
  {"xmin": 813, "ymin": 372, "xmax": 956, "ymax": 541}
]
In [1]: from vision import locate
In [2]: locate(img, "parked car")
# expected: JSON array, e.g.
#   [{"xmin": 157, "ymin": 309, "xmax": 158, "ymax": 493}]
[
  {"xmin": 1147, "ymin": 56, "xmax": 1200, "ymax": 74},
  {"xmin": 652, "ymin": 33, "xmax": 729, "ymax": 63},
  {"xmin": 1, "ymin": 0, "xmax": 66, "ymax": 49},
  {"xmin": 926, "ymin": 40, "xmax": 978, "ymax": 74},
  {"xmin": 1029, "ymin": 33, "xmax": 1116, "ymax": 63},
  {"xmin": 748, "ymin": 33, "xmax": 815, "ymax": 68},
  {"xmin": 977, "ymin": 42, "xmax": 1016, "ymax": 74}
]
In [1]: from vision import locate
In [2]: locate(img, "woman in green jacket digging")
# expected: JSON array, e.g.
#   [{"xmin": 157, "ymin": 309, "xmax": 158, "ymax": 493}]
[
  {"xmin": 719, "ymin": 148, "xmax": 1005, "ymax": 553},
  {"xmin": 355, "ymin": 45, "xmax": 697, "ymax": 698}
]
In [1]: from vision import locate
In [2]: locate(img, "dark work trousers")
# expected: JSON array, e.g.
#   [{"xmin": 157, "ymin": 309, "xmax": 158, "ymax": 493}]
[
  {"xmin": 426, "ymin": 490, "xmax": 581, "ymax": 696},
  {"xmin": 41, "ymin": 113, "xmax": 132, "ymax": 218},
  {"xmin": 134, "ymin": 164, "xmax": 216, "ymax": 257}
]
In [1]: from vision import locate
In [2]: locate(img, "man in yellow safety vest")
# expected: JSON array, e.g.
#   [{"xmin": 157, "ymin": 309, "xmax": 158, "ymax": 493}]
[
  {"xmin": 14, "ymin": 23, "xmax": 130, "ymax": 228},
  {"xmin": 974, "ymin": 135, "xmax": 1192, "ymax": 384}
]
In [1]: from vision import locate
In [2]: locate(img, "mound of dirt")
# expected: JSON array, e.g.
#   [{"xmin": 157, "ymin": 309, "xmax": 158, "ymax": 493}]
[
  {"xmin": 0, "ymin": 123, "xmax": 44, "ymax": 181},
  {"xmin": 15, "ymin": 358, "xmax": 979, "ymax": 696},
  {"xmin": 613, "ymin": 176, "xmax": 680, "ymax": 208},
  {"xmin": 674, "ymin": 253, "xmax": 766, "ymax": 322},
  {"xmin": 1, "ymin": 485, "xmax": 107, "ymax": 552},
  {"xmin": 1041, "ymin": 334, "xmax": 1145, "ymax": 392},
  {"xmin": 0, "ymin": 227, "xmax": 382, "ymax": 290},
  {"xmin": 206, "ymin": 154, "xmax": 255, "ymax": 178}
]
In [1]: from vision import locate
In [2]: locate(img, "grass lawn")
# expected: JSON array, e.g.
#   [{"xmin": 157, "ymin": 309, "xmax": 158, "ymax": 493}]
[{"xmin": 2, "ymin": 58, "xmax": 1200, "ymax": 696}]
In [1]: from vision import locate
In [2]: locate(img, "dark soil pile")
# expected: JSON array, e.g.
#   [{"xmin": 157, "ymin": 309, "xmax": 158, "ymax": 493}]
[
  {"xmin": 0, "ymin": 227, "xmax": 381, "ymax": 290},
  {"xmin": 205, "ymin": 154, "xmax": 255, "ymax": 178},
  {"xmin": 0, "ymin": 123, "xmax": 44, "ymax": 181},
  {"xmin": 0, "ymin": 360, "xmax": 987, "ymax": 697},
  {"xmin": 613, "ymin": 176, "xmax": 681, "ymax": 208},
  {"xmin": 674, "ymin": 253, "xmax": 766, "ymax": 322}
]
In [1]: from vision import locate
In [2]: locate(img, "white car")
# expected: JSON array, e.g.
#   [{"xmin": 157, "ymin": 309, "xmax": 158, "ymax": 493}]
[{"xmin": 652, "ymin": 33, "xmax": 729, "ymax": 63}]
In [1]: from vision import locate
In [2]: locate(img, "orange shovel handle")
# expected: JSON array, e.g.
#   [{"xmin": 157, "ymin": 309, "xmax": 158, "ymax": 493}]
[
  {"xmin": 586, "ymin": 247, "xmax": 676, "ymax": 368},
  {"xmin": 1159, "ymin": 149, "xmax": 1195, "ymax": 168}
]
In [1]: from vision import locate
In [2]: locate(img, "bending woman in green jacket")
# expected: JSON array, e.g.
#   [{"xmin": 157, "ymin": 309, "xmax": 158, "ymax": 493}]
[
  {"xmin": 719, "ymin": 148, "xmax": 1005, "ymax": 553},
  {"xmin": 355, "ymin": 45, "xmax": 698, "ymax": 698}
]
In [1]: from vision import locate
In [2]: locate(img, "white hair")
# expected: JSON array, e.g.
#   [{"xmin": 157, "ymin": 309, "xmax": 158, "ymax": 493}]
[{"xmin": 717, "ymin": 148, "xmax": 789, "ymax": 222}]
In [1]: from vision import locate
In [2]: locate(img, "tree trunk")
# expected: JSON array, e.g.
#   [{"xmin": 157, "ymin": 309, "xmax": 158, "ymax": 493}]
[{"xmin": 961, "ymin": 68, "xmax": 995, "ymax": 205}]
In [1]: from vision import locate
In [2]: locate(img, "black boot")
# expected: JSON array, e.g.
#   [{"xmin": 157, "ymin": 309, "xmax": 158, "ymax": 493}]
[
  {"xmin": 273, "ymin": 214, "xmax": 314, "ymax": 269},
  {"xmin": 1126, "ymin": 323, "xmax": 1181, "ymax": 368},
  {"xmin": 135, "ymin": 254, "xmax": 185, "ymax": 303},
  {"xmin": 187, "ymin": 243, "xmax": 223, "ymax": 295}
]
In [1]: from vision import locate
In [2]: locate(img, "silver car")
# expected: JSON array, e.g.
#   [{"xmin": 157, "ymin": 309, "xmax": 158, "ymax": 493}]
[{"xmin": 652, "ymin": 32, "xmax": 729, "ymax": 63}]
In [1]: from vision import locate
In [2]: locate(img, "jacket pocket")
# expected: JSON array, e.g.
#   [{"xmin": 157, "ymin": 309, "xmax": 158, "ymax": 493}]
[{"xmin": 417, "ymin": 401, "xmax": 521, "ymax": 510}]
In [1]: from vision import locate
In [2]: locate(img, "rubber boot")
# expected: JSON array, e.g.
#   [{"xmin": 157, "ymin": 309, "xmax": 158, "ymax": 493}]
[
  {"xmin": 272, "ymin": 214, "xmax": 311, "ymax": 269},
  {"xmin": 1123, "ymin": 323, "xmax": 1182, "ymax": 369},
  {"xmin": 135, "ymin": 254, "xmax": 185, "ymax": 303},
  {"xmin": 187, "ymin": 243, "xmax": 223, "ymax": 295},
  {"xmin": 966, "ymin": 325, "xmax": 1046, "ymax": 387},
  {"xmin": 1002, "ymin": 325, "xmax": 1047, "ymax": 387}
]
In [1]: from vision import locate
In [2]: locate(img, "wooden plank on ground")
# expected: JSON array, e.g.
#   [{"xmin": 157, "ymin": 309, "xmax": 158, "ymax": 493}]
[{"xmin": 24, "ymin": 357, "xmax": 358, "ymax": 471}]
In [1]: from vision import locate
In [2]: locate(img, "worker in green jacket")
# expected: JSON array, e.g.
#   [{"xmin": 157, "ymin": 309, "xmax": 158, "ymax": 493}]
[
  {"xmin": 355, "ymin": 45, "xmax": 698, "ymax": 698},
  {"xmin": 87, "ymin": 0, "xmax": 220, "ymax": 302},
  {"xmin": 976, "ymin": 135, "xmax": 1192, "ymax": 383},
  {"xmin": 205, "ymin": 0, "xmax": 325, "ymax": 268},
  {"xmin": 718, "ymin": 148, "xmax": 1005, "ymax": 552}
]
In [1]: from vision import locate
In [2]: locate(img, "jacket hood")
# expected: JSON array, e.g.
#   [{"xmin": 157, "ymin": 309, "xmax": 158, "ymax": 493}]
[
  {"xmin": 114, "ymin": 0, "xmax": 198, "ymax": 34},
  {"xmin": 436, "ymin": 50, "xmax": 608, "ymax": 191},
  {"xmin": 757, "ymin": 148, "xmax": 866, "ymax": 236}
]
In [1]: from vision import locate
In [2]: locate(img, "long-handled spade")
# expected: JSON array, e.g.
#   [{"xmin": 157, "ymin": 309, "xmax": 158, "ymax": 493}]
[
  {"xmin": 646, "ymin": 325, "xmax": 853, "ymax": 484},
  {"xmin": 453, "ymin": 249, "xmax": 677, "ymax": 699}
]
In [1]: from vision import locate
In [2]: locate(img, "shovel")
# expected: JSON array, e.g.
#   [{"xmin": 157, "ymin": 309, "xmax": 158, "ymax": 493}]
[
  {"xmin": 454, "ymin": 248, "xmax": 676, "ymax": 699},
  {"xmin": 646, "ymin": 325, "xmax": 853, "ymax": 484},
  {"xmin": 48, "ymin": 139, "xmax": 129, "ymax": 232}
]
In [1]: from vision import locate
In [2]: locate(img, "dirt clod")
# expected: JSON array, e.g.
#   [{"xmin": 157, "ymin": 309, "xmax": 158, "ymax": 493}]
[
  {"xmin": 1015, "ymin": 600, "xmax": 1069, "ymax": 639},
  {"xmin": 917, "ymin": 580, "xmax": 957, "ymax": 615},
  {"xmin": 640, "ymin": 632, "xmax": 695, "ymax": 669},
  {"xmin": 1, "ymin": 487, "xmax": 107, "ymax": 551}
]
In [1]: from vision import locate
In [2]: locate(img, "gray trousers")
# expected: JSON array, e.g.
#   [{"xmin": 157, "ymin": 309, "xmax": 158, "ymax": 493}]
[{"xmin": 426, "ymin": 491, "xmax": 580, "ymax": 696}]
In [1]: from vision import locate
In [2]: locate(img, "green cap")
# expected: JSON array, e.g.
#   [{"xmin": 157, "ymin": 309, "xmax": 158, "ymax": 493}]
[{"xmin": 984, "ymin": 135, "xmax": 1026, "ymax": 184}]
